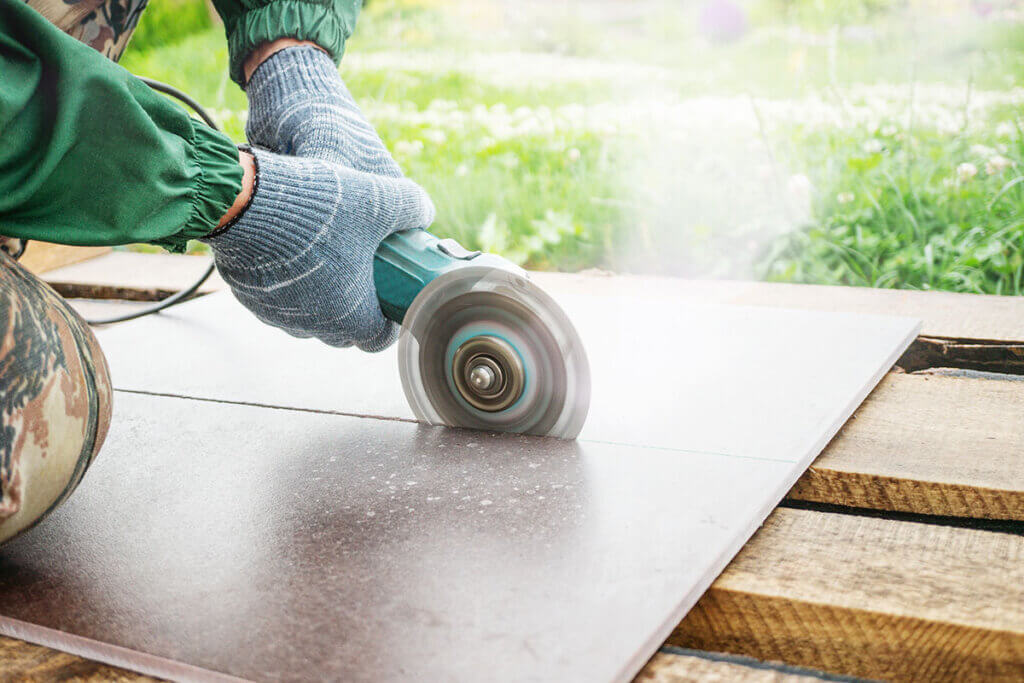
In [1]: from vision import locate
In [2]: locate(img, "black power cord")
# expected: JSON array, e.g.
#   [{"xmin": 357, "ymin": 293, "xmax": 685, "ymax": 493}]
[{"xmin": 83, "ymin": 77, "xmax": 220, "ymax": 325}]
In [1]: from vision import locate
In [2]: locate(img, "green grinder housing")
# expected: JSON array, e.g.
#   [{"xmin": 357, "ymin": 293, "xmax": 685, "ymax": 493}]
[{"xmin": 374, "ymin": 229, "xmax": 590, "ymax": 439}]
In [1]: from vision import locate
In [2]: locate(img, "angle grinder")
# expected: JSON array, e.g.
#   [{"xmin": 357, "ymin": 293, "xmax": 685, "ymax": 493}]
[
  {"xmin": 73, "ymin": 80, "xmax": 590, "ymax": 439},
  {"xmin": 375, "ymin": 230, "xmax": 590, "ymax": 439}
]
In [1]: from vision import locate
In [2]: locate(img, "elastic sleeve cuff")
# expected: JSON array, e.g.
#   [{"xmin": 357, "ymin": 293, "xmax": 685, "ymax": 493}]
[
  {"xmin": 149, "ymin": 124, "xmax": 243, "ymax": 253},
  {"xmin": 226, "ymin": 1, "xmax": 353, "ymax": 86}
]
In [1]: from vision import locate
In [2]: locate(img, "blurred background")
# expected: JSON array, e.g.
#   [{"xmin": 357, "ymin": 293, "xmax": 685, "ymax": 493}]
[{"xmin": 124, "ymin": 0, "xmax": 1024, "ymax": 295}]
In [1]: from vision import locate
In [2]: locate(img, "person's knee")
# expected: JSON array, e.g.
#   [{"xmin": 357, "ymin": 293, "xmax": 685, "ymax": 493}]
[{"xmin": 0, "ymin": 253, "xmax": 112, "ymax": 545}]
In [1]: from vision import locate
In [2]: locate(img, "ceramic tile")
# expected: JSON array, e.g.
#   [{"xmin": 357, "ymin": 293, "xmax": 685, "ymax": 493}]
[
  {"xmin": 96, "ymin": 285, "xmax": 919, "ymax": 462},
  {"xmin": 0, "ymin": 394, "xmax": 792, "ymax": 682},
  {"xmin": 5, "ymin": 277, "xmax": 919, "ymax": 680}
]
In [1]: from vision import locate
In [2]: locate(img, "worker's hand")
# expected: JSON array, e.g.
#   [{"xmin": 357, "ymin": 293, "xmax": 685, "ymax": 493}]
[
  {"xmin": 202, "ymin": 148, "xmax": 434, "ymax": 351},
  {"xmin": 244, "ymin": 46, "xmax": 403, "ymax": 178}
]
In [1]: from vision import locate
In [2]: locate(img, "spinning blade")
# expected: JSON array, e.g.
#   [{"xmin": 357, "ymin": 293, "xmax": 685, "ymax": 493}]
[{"xmin": 397, "ymin": 268, "xmax": 590, "ymax": 439}]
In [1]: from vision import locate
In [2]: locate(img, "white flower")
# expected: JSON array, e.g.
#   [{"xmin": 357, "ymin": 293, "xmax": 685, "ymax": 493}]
[
  {"xmin": 497, "ymin": 152, "xmax": 520, "ymax": 169},
  {"xmin": 395, "ymin": 140, "xmax": 424, "ymax": 157},
  {"xmin": 455, "ymin": 163, "xmax": 469, "ymax": 177},
  {"xmin": 881, "ymin": 124, "xmax": 898, "ymax": 136},
  {"xmin": 566, "ymin": 147, "xmax": 581, "ymax": 162},
  {"xmin": 970, "ymin": 144, "xmax": 996, "ymax": 157},
  {"xmin": 429, "ymin": 99, "xmax": 457, "ymax": 111},
  {"xmin": 986, "ymin": 155, "xmax": 1014, "ymax": 175},
  {"xmin": 422, "ymin": 129, "xmax": 447, "ymax": 144},
  {"xmin": 862, "ymin": 138, "xmax": 883, "ymax": 154},
  {"xmin": 787, "ymin": 173, "xmax": 812, "ymax": 197},
  {"xmin": 996, "ymin": 121, "xmax": 1016, "ymax": 138},
  {"xmin": 836, "ymin": 192, "xmax": 855, "ymax": 204},
  {"xmin": 957, "ymin": 162, "xmax": 978, "ymax": 181}
]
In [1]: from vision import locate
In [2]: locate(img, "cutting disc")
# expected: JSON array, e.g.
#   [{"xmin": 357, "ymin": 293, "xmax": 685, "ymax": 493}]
[{"xmin": 397, "ymin": 267, "xmax": 590, "ymax": 439}]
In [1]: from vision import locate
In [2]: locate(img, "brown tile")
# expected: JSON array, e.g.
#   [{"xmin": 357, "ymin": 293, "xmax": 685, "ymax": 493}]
[
  {"xmin": 95, "ymin": 291, "xmax": 919, "ymax": 461},
  {"xmin": 0, "ymin": 393, "xmax": 791, "ymax": 682}
]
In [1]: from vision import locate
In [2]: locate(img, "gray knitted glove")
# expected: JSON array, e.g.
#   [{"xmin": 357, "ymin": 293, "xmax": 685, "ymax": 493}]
[
  {"xmin": 202, "ymin": 149, "xmax": 435, "ymax": 351},
  {"xmin": 245, "ymin": 46, "xmax": 402, "ymax": 178}
]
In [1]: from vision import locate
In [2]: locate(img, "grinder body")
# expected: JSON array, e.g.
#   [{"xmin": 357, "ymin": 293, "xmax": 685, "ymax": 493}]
[
  {"xmin": 374, "ymin": 230, "xmax": 522, "ymax": 323},
  {"xmin": 374, "ymin": 230, "xmax": 590, "ymax": 439}
]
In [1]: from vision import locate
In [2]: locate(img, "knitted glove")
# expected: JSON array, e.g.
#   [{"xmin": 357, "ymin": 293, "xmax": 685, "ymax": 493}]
[
  {"xmin": 245, "ymin": 46, "xmax": 402, "ymax": 178},
  {"xmin": 202, "ymin": 148, "xmax": 435, "ymax": 352}
]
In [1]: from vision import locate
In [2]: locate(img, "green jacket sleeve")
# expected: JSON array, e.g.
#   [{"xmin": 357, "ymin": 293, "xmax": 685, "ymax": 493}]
[
  {"xmin": 211, "ymin": 0, "xmax": 361, "ymax": 86},
  {"xmin": 0, "ymin": 0, "xmax": 242, "ymax": 254}
]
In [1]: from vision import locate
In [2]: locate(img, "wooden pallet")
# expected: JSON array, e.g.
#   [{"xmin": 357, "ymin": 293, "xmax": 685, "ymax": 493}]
[
  {"xmin": 18, "ymin": 243, "xmax": 111, "ymax": 274},
  {"xmin": 3, "ymin": 254, "xmax": 1022, "ymax": 682}
]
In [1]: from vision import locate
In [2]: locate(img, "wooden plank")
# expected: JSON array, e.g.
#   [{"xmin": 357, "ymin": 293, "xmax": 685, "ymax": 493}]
[
  {"xmin": 531, "ymin": 273, "xmax": 1024, "ymax": 341},
  {"xmin": 44, "ymin": 251, "xmax": 224, "ymax": 299},
  {"xmin": 635, "ymin": 651, "xmax": 829, "ymax": 682},
  {"xmin": 722, "ymin": 281, "xmax": 1024, "ymax": 343},
  {"xmin": 0, "ymin": 638, "xmax": 831, "ymax": 683},
  {"xmin": 0, "ymin": 635, "xmax": 151, "ymax": 681},
  {"xmin": 670, "ymin": 508, "xmax": 1024, "ymax": 682},
  {"xmin": 19, "ymin": 243, "xmax": 111, "ymax": 274},
  {"xmin": 897, "ymin": 336, "xmax": 1024, "ymax": 375},
  {"xmin": 789, "ymin": 372, "xmax": 1024, "ymax": 520},
  {"xmin": 0, "ymin": 635, "xmax": 836, "ymax": 682}
]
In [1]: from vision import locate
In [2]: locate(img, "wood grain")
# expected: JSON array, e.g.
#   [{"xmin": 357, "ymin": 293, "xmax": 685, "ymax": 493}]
[
  {"xmin": 20, "ymin": 244, "xmax": 111, "ymax": 274},
  {"xmin": 44, "ymin": 252, "xmax": 224, "ymax": 297},
  {"xmin": 635, "ymin": 651, "xmax": 827, "ymax": 682},
  {"xmin": 530, "ymin": 272, "xmax": 1024, "ymax": 341},
  {"xmin": 899, "ymin": 337, "xmax": 1024, "ymax": 375},
  {"xmin": 671, "ymin": 508, "xmax": 1024, "ymax": 681},
  {"xmin": 790, "ymin": 373, "xmax": 1024, "ymax": 519},
  {"xmin": 0, "ymin": 635, "xmax": 154, "ymax": 681},
  {"xmin": 0, "ymin": 637, "xmax": 829, "ymax": 683}
]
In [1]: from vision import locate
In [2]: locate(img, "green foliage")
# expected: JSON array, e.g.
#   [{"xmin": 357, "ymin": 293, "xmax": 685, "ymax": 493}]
[
  {"xmin": 380, "ymin": 123, "xmax": 622, "ymax": 270},
  {"xmin": 346, "ymin": 0, "xmax": 466, "ymax": 52},
  {"xmin": 750, "ymin": 0, "xmax": 900, "ymax": 29},
  {"xmin": 117, "ymin": 0, "xmax": 1024, "ymax": 294},
  {"xmin": 128, "ymin": 0, "xmax": 213, "ymax": 53},
  {"xmin": 761, "ymin": 125, "xmax": 1024, "ymax": 294}
]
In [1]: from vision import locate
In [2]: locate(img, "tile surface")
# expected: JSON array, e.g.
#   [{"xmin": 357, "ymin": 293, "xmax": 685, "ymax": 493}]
[
  {"xmin": 96, "ymin": 287, "xmax": 919, "ymax": 461},
  {"xmin": 0, "ymin": 278, "xmax": 920, "ymax": 681},
  {"xmin": 0, "ymin": 394, "xmax": 791, "ymax": 682}
]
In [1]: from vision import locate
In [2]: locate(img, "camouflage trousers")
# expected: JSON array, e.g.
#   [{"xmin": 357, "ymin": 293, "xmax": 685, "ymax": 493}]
[
  {"xmin": 0, "ymin": 0, "xmax": 143, "ymax": 544},
  {"xmin": 0, "ymin": 252, "xmax": 113, "ymax": 545},
  {"xmin": 24, "ymin": 0, "xmax": 149, "ymax": 62}
]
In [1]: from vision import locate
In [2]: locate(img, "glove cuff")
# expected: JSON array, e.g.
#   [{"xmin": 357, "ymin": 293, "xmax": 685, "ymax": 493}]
[
  {"xmin": 204, "ymin": 146, "xmax": 259, "ymax": 242},
  {"xmin": 246, "ymin": 45, "xmax": 341, "ymax": 114},
  {"xmin": 248, "ymin": 44, "xmax": 340, "ymax": 91},
  {"xmin": 203, "ymin": 148, "xmax": 435, "ymax": 269},
  {"xmin": 201, "ymin": 147, "xmax": 335, "ymax": 267}
]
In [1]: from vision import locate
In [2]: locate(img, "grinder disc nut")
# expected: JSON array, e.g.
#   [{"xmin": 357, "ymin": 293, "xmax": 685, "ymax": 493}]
[{"xmin": 451, "ymin": 336, "xmax": 524, "ymax": 412}]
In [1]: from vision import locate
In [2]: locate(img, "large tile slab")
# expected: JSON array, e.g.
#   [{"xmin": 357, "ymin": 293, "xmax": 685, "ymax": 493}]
[
  {"xmin": 0, "ymin": 393, "xmax": 792, "ymax": 682},
  {"xmin": 95, "ymin": 284, "xmax": 919, "ymax": 462}
]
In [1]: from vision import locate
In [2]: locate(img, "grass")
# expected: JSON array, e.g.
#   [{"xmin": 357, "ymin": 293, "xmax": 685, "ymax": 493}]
[
  {"xmin": 119, "ymin": 0, "xmax": 1024, "ymax": 294},
  {"xmin": 762, "ymin": 128, "xmax": 1024, "ymax": 294}
]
